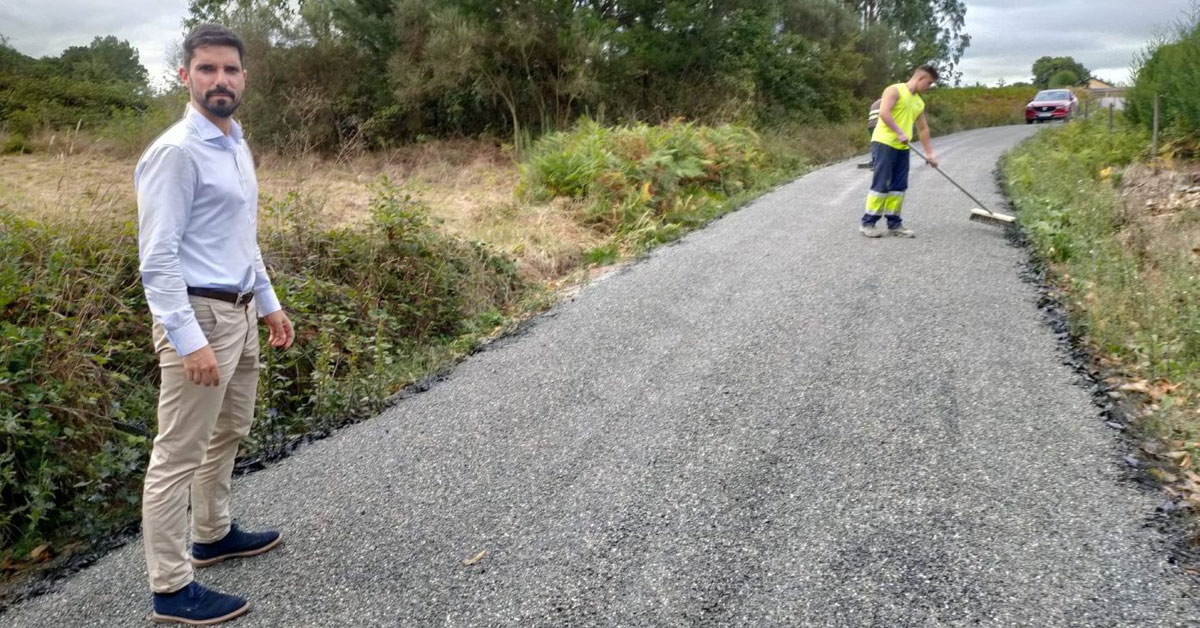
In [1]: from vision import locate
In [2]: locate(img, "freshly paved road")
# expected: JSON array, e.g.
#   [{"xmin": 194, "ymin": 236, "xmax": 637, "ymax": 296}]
[{"xmin": 7, "ymin": 125, "xmax": 1198, "ymax": 627}]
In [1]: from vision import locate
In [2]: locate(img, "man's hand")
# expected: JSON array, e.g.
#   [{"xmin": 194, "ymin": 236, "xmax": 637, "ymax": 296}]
[
  {"xmin": 183, "ymin": 345, "xmax": 220, "ymax": 387},
  {"xmin": 264, "ymin": 310, "xmax": 294, "ymax": 350},
  {"xmin": 926, "ymin": 152, "xmax": 939, "ymax": 168},
  {"xmin": 897, "ymin": 132, "xmax": 910, "ymax": 144}
]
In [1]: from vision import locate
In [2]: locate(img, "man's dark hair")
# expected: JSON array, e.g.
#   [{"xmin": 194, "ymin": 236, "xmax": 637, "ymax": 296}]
[
  {"xmin": 916, "ymin": 64, "xmax": 940, "ymax": 82},
  {"xmin": 182, "ymin": 23, "xmax": 245, "ymax": 69}
]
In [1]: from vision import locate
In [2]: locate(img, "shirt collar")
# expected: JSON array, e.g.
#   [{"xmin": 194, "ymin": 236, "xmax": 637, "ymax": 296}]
[{"xmin": 185, "ymin": 103, "xmax": 243, "ymax": 143}]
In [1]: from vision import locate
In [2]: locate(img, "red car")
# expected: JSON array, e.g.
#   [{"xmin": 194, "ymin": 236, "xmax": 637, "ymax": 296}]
[{"xmin": 1025, "ymin": 89, "xmax": 1078, "ymax": 123}]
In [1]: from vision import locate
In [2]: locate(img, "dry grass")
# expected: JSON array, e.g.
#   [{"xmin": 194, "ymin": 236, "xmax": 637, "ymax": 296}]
[
  {"xmin": 1110, "ymin": 162, "xmax": 1200, "ymax": 436},
  {"xmin": 0, "ymin": 138, "xmax": 600, "ymax": 284},
  {"xmin": 0, "ymin": 153, "xmax": 133, "ymax": 223},
  {"xmin": 760, "ymin": 120, "xmax": 868, "ymax": 170}
]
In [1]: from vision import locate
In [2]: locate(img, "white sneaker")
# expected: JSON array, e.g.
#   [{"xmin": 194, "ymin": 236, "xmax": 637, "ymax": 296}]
[
  {"xmin": 859, "ymin": 224, "xmax": 883, "ymax": 238},
  {"xmin": 887, "ymin": 226, "xmax": 915, "ymax": 238}
]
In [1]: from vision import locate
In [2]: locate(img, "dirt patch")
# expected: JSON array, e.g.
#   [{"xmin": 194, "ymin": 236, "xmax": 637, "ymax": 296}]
[
  {"xmin": 254, "ymin": 139, "xmax": 520, "ymax": 230},
  {"xmin": 1104, "ymin": 162, "xmax": 1200, "ymax": 566},
  {"xmin": 1114, "ymin": 163, "xmax": 1200, "ymax": 263}
]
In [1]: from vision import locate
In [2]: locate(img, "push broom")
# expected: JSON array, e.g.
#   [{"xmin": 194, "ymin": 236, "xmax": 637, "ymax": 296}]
[{"xmin": 907, "ymin": 145, "xmax": 1016, "ymax": 227}]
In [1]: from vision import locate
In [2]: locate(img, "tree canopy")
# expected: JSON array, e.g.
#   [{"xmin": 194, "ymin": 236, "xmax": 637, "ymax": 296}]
[
  {"xmin": 1031, "ymin": 56, "xmax": 1089, "ymax": 89},
  {"xmin": 58, "ymin": 36, "xmax": 149, "ymax": 88},
  {"xmin": 3, "ymin": 1, "xmax": 974, "ymax": 150},
  {"xmin": 0, "ymin": 36, "xmax": 150, "ymax": 140},
  {"xmin": 842, "ymin": 0, "xmax": 969, "ymax": 82},
  {"xmin": 173, "ymin": 0, "xmax": 973, "ymax": 150}
]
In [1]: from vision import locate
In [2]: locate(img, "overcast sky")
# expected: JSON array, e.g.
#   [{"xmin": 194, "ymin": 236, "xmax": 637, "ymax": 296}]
[
  {"xmin": 957, "ymin": 0, "xmax": 1196, "ymax": 86},
  {"xmin": 0, "ymin": 0, "xmax": 1196, "ymax": 88}
]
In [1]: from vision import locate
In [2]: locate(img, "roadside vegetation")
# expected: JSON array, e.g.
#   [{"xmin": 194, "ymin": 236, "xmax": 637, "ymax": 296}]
[
  {"xmin": 0, "ymin": 0, "xmax": 1070, "ymax": 589},
  {"xmin": 1001, "ymin": 15, "xmax": 1200, "ymax": 537},
  {"xmin": 923, "ymin": 85, "xmax": 1038, "ymax": 134}
]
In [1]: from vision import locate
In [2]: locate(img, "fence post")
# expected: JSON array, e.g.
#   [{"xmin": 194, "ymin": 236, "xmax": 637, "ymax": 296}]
[
  {"xmin": 1108, "ymin": 102, "xmax": 1114, "ymax": 134},
  {"xmin": 1151, "ymin": 93, "xmax": 1160, "ymax": 173}
]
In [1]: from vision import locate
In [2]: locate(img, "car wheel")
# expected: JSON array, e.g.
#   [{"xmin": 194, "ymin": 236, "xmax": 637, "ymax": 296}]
[{"xmin": 1026, "ymin": 119, "xmax": 1034, "ymax": 124}]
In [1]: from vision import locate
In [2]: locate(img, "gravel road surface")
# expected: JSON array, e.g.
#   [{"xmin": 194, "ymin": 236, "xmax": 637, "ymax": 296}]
[{"xmin": 6, "ymin": 125, "xmax": 1197, "ymax": 627}]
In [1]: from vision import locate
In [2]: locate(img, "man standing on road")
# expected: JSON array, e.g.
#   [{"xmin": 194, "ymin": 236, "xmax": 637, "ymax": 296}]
[
  {"xmin": 135, "ymin": 23, "xmax": 294, "ymax": 625},
  {"xmin": 860, "ymin": 64, "xmax": 940, "ymax": 238}
]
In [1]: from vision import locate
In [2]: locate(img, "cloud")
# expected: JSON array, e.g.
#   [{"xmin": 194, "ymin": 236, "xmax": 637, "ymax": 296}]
[
  {"xmin": 0, "ymin": 0, "xmax": 189, "ymax": 87},
  {"xmin": 957, "ymin": 0, "xmax": 1195, "ymax": 85}
]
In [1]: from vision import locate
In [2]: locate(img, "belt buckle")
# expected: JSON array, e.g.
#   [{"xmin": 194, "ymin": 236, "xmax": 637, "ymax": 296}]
[{"xmin": 236, "ymin": 290, "xmax": 253, "ymax": 306}]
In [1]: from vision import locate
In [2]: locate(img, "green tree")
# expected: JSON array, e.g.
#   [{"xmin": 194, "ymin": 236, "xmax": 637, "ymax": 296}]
[
  {"xmin": 1031, "ymin": 56, "xmax": 1089, "ymax": 89},
  {"xmin": 185, "ymin": 0, "xmax": 374, "ymax": 151},
  {"xmin": 57, "ymin": 36, "xmax": 149, "ymax": 89},
  {"xmin": 1047, "ymin": 69, "xmax": 1079, "ymax": 88},
  {"xmin": 177, "ymin": 0, "xmax": 971, "ymax": 148},
  {"xmin": 0, "ymin": 38, "xmax": 37, "ymax": 75},
  {"xmin": 1127, "ymin": 17, "xmax": 1200, "ymax": 142},
  {"xmin": 842, "ymin": 0, "xmax": 970, "ymax": 80}
]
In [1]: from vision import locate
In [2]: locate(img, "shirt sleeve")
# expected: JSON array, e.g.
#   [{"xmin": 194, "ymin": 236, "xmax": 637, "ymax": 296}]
[
  {"xmin": 242, "ymin": 145, "xmax": 282, "ymax": 318},
  {"xmin": 135, "ymin": 144, "xmax": 208, "ymax": 356},
  {"xmin": 252, "ymin": 244, "xmax": 282, "ymax": 318}
]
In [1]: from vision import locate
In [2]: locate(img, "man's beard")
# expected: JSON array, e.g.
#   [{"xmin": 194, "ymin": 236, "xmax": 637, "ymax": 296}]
[{"xmin": 198, "ymin": 87, "xmax": 240, "ymax": 118}]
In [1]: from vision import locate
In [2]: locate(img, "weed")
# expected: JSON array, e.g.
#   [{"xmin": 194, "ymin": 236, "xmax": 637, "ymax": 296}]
[
  {"xmin": 0, "ymin": 180, "xmax": 525, "ymax": 569},
  {"xmin": 1003, "ymin": 117, "xmax": 1199, "ymax": 444}
]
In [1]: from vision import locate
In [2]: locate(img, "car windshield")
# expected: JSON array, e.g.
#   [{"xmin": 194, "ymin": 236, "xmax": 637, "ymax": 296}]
[{"xmin": 1035, "ymin": 90, "xmax": 1071, "ymax": 101}]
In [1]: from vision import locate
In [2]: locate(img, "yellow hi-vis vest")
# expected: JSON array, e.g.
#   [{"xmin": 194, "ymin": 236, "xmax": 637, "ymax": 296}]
[{"xmin": 871, "ymin": 83, "xmax": 924, "ymax": 150}]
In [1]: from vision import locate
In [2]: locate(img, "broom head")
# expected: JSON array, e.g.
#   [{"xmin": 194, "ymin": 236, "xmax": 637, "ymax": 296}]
[{"xmin": 969, "ymin": 207, "xmax": 1016, "ymax": 227}]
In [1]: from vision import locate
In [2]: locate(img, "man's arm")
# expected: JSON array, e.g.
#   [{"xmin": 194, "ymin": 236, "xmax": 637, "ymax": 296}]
[
  {"xmin": 243, "ymin": 145, "xmax": 293, "ymax": 350},
  {"xmin": 877, "ymin": 86, "xmax": 908, "ymax": 143},
  {"xmin": 136, "ymin": 145, "xmax": 220, "ymax": 386},
  {"xmin": 137, "ymin": 145, "xmax": 205, "ymax": 355},
  {"xmin": 251, "ymin": 245, "xmax": 293, "ymax": 349},
  {"xmin": 251, "ymin": 246, "xmax": 282, "ymax": 318},
  {"xmin": 915, "ymin": 111, "xmax": 937, "ymax": 167}
]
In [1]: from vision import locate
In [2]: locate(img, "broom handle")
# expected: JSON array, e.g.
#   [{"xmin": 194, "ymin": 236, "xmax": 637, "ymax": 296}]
[{"xmin": 906, "ymin": 144, "xmax": 995, "ymax": 214}]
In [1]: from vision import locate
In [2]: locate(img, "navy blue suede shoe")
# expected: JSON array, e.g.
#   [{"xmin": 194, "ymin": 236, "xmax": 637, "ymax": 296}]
[
  {"xmin": 191, "ymin": 522, "xmax": 282, "ymax": 568},
  {"xmin": 152, "ymin": 581, "xmax": 249, "ymax": 625}
]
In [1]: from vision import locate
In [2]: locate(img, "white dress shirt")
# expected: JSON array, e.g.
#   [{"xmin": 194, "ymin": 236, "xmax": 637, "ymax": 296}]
[{"xmin": 135, "ymin": 104, "xmax": 281, "ymax": 356}]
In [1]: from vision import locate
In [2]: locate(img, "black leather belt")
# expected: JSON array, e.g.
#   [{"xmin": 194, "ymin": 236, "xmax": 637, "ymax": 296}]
[{"xmin": 186, "ymin": 287, "xmax": 254, "ymax": 306}]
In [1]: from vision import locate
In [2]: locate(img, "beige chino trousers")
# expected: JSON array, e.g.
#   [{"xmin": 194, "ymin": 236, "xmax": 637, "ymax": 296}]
[{"xmin": 142, "ymin": 295, "xmax": 259, "ymax": 593}]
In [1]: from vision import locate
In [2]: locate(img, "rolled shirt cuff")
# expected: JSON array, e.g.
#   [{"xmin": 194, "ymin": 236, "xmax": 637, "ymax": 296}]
[
  {"xmin": 254, "ymin": 287, "xmax": 282, "ymax": 318},
  {"xmin": 167, "ymin": 319, "xmax": 209, "ymax": 356}
]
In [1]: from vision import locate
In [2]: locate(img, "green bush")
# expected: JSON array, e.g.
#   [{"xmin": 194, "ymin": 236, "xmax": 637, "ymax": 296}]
[
  {"xmin": 0, "ymin": 74, "xmax": 147, "ymax": 131},
  {"xmin": 1002, "ymin": 118, "xmax": 1198, "ymax": 387},
  {"xmin": 1048, "ymin": 70, "xmax": 1080, "ymax": 88},
  {"xmin": 1126, "ymin": 17, "xmax": 1200, "ymax": 146},
  {"xmin": 0, "ymin": 212, "xmax": 154, "ymax": 557},
  {"xmin": 0, "ymin": 39, "xmax": 150, "ymax": 141},
  {"xmin": 91, "ymin": 92, "xmax": 188, "ymax": 158},
  {"xmin": 2, "ymin": 134, "xmax": 29, "ymax": 154},
  {"xmin": 0, "ymin": 180, "xmax": 524, "ymax": 565},
  {"xmin": 247, "ymin": 180, "xmax": 524, "ymax": 453},
  {"xmin": 519, "ymin": 119, "xmax": 768, "ymax": 248}
]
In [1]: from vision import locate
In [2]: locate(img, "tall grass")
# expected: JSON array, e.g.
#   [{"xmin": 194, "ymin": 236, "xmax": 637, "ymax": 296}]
[
  {"xmin": 89, "ymin": 93, "xmax": 189, "ymax": 158},
  {"xmin": 1002, "ymin": 117, "xmax": 1199, "ymax": 444},
  {"xmin": 519, "ymin": 119, "xmax": 784, "ymax": 252},
  {"xmin": 759, "ymin": 119, "xmax": 870, "ymax": 170}
]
